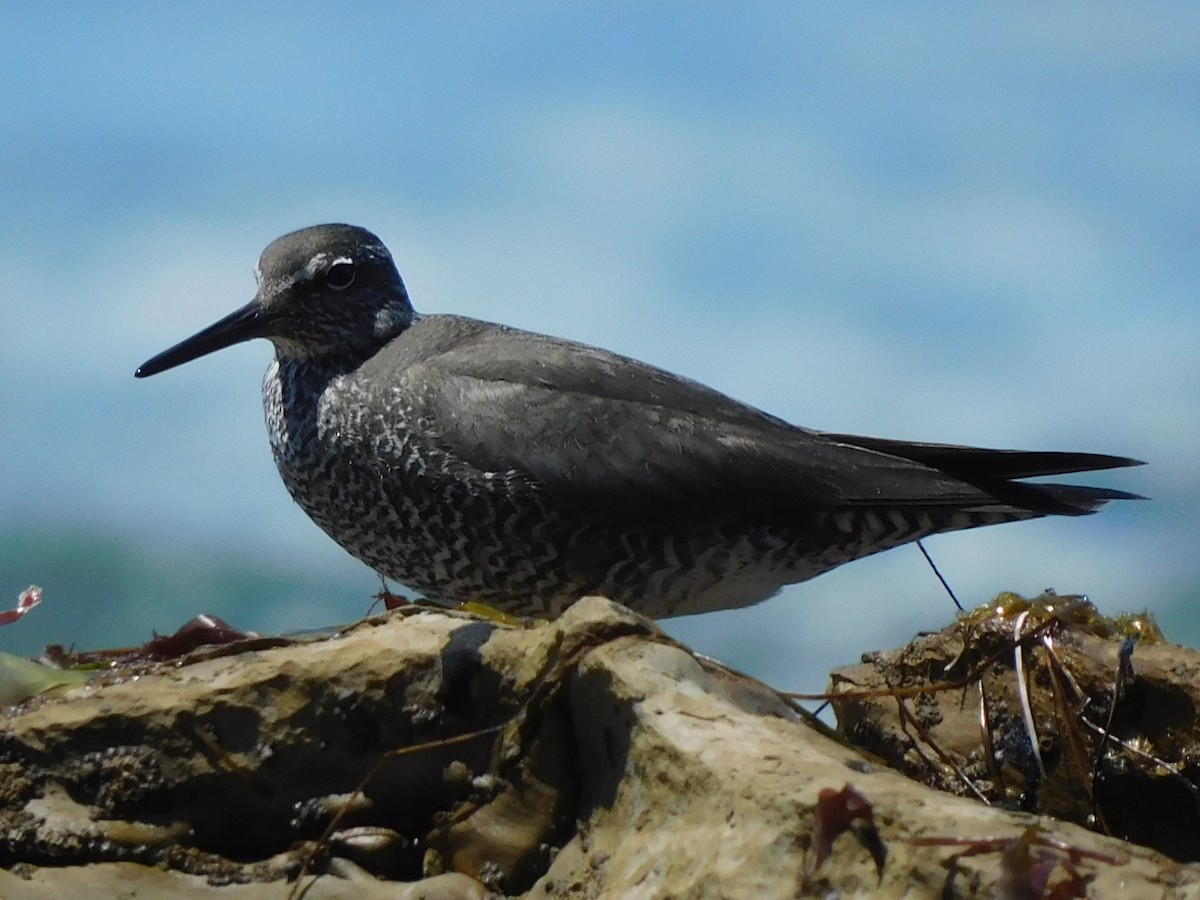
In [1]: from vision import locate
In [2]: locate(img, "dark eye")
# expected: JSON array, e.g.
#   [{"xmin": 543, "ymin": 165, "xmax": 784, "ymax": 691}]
[{"xmin": 326, "ymin": 261, "xmax": 356, "ymax": 290}]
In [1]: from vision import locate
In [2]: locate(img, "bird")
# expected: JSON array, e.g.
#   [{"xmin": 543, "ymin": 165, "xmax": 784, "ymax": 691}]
[{"xmin": 135, "ymin": 224, "xmax": 1142, "ymax": 619}]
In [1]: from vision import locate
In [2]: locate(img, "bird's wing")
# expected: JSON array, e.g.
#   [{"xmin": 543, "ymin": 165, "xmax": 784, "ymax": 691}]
[{"xmin": 363, "ymin": 317, "xmax": 1067, "ymax": 530}]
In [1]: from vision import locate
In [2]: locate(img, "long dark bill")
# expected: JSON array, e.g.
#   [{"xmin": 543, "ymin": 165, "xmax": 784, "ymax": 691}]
[{"xmin": 135, "ymin": 300, "xmax": 271, "ymax": 378}]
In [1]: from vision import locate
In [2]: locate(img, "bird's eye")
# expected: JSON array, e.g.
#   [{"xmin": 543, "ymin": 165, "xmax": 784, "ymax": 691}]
[{"xmin": 326, "ymin": 261, "xmax": 356, "ymax": 290}]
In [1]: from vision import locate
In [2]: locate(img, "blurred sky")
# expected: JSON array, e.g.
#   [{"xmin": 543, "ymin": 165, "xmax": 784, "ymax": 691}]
[{"xmin": 1, "ymin": 5, "xmax": 1197, "ymax": 690}]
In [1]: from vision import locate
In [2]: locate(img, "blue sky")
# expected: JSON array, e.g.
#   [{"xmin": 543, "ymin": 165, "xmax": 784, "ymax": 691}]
[{"xmin": 2, "ymin": 6, "xmax": 1197, "ymax": 688}]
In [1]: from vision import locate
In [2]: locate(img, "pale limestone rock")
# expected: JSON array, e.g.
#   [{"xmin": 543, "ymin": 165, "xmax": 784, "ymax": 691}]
[{"xmin": 0, "ymin": 596, "xmax": 1196, "ymax": 898}]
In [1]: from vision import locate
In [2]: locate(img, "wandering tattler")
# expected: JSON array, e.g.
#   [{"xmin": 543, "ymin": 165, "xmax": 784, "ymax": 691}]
[{"xmin": 135, "ymin": 224, "xmax": 1142, "ymax": 618}]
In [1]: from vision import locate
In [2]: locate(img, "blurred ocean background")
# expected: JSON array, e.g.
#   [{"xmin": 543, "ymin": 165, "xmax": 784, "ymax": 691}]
[{"xmin": 2, "ymin": 5, "xmax": 1196, "ymax": 691}]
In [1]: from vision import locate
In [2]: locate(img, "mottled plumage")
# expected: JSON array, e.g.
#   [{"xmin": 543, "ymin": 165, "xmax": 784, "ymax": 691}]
[{"xmin": 136, "ymin": 224, "xmax": 1142, "ymax": 618}]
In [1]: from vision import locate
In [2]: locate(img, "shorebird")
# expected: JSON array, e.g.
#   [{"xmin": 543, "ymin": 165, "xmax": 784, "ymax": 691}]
[{"xmin": 136, "ymin": 224, "xmax": 1141, "ymax": 618}]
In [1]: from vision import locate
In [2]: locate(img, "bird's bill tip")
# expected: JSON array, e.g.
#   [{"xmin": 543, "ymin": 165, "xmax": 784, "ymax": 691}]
[{"xmin": 135, "ymin": 300, "xmax": 269, "ymax": 378}]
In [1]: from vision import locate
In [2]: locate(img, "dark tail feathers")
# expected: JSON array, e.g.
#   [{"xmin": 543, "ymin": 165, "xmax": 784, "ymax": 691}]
[{"xmin": 822, "ymin": 433, "xmax": 1146, "ymax": 516}]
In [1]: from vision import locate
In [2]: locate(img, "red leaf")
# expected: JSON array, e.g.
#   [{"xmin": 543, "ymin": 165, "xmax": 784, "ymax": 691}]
[{"xmin": 0, "ymin": 586, "xmax": 43, "ymax": 627}]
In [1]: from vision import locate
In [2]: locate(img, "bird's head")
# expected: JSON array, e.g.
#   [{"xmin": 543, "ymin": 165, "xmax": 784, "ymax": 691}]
[{"xmin": 136, "ymin": 224, "xmax": 414, "ymax": 378}]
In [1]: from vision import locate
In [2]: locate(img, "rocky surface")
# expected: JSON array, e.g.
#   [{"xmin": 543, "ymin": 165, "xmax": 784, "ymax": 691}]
[
  {"xmin": 830, "ymin": 591, "xmax": 1200, "ymax": 863},
  {"xmin": 1, "ymin": 596, "xmax": 1198, "ymax": 897}
]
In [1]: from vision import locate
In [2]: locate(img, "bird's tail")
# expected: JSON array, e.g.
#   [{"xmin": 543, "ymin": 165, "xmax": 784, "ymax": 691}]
[{"xmin": 820, "ymin": 433, "xmax": 1146, "ymax": 516}]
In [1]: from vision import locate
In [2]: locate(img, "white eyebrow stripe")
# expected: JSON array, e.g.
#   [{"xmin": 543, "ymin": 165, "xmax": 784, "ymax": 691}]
[
  {"xmin": 302, "ymin": 253, "xmax": 330, "ymax": 279},
  {"xmin": 301, "ymin": 253, "xmax": 355, "ymax": 279}
]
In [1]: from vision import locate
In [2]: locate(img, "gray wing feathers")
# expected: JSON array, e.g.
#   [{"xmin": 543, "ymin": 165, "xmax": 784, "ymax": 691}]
[{"xmin": 364, "ymin": 317, "xmax": 1017, "ymax": 531}]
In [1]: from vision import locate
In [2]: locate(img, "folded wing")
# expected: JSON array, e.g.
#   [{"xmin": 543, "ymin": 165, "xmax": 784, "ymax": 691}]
[{"xmin": 365, "ymin": 316, "xmax": 1141, "ymax": 531}]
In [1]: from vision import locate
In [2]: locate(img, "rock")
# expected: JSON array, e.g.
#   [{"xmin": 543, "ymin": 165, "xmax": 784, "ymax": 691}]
[
  {"xmin": 1, "ymin": 596, "xmax": 1197, "ymax": 897},
  {"xmin": 830, "ymin": 591, "xmax": 1200, "ymax": 864}
]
